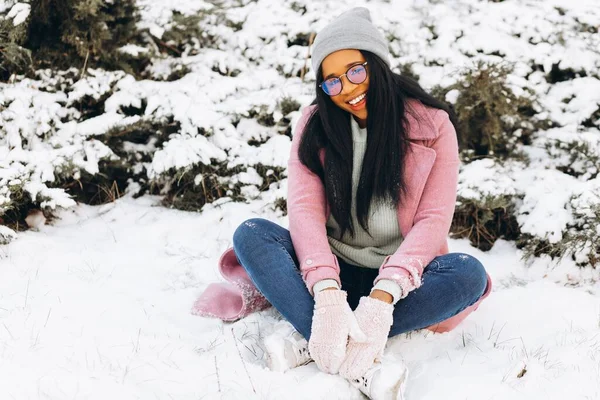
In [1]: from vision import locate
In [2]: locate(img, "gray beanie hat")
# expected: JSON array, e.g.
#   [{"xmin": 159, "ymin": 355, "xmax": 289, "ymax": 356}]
[{"xmin": 311, "ymin": 7, "xmax": 390, "ymax": 74}]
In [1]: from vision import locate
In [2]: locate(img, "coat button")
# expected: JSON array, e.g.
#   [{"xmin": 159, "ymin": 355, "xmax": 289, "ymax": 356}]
[{"xmin": 306, "ymin": 259, "xmax": 313, "ymax": 265}]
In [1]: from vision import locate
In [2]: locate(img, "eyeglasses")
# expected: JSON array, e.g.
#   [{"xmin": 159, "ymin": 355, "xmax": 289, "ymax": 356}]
[{"xmin": 319, "ymin": 62, "xmax": 368, "ymax": 97}]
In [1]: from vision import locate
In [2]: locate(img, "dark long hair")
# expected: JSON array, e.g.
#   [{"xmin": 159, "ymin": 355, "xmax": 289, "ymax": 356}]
[{"xmin": 298, "ymin": 50, "xmax": 458, "ymax": 239}]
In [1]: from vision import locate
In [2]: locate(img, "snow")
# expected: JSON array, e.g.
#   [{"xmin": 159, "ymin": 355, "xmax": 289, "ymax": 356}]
[
  {"xmin": 150, "ymin": 133, "xmax": 228, "ymax": 177},
  {"xmin": 0, "ymin": 196, "xmax": 599, "ymax": 399},
  {"xmin": 541, "ymin": 78, "xmax": 600, "ymax": 128},
  {"xmin": 516, "ymin": 170, "xmax": 579, "ymax": 243},
  {"xmin": 1, "ymin": 0, "xmax": 600, "ymax": 398},
  {"xmin": 0, "ymin": 75, "xmax": 118, "ymax": 215},
  {"xmin": 7, "ymin": 2, "xmax": 29, "ymax": 26},
  {"xmin": 118, "ymin": 44, "xmax": 150, "ymax": 57},
  {"xmin": 0, "ymin": 225, "xmax": 17, "ymax": 244},
  {"xmin": 67, "ymin": 69, "xmax": 127, "ymax": 105},
  {"xmin": 458, "ymin": 159, "xmax": 520, "ymax": 200},
  {"xmin": 136, "ymin": 0, "xmax": 215, "ymax": 39}
]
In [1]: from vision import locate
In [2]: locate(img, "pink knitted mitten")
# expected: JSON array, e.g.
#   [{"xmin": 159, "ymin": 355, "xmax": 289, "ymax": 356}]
[
  {"xmin": 339, "ymin": 296, "xmax": 394, "ymax": 380},
  {"xmin": 308, "ymin": 290, "xmax": 366, "ymax": 374}
]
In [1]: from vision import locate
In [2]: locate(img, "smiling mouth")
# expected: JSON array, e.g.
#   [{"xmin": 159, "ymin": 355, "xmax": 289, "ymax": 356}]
[{"xmin": 347, "ymin": 93, "xmax": 366, "ymax": 105}]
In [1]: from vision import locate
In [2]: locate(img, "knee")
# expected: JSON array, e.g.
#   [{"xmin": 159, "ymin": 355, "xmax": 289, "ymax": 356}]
[
  {"xmin": 455, "ymin": 253, "xmax": 488, "ymax": 295},
  {"xmin": 233, "ymin": 218, "xmax": 268, "ymax": 248}
]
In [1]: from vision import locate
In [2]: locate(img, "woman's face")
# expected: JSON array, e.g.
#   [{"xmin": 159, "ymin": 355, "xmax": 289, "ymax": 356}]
[{"xmin": 321, "ymin": 49, "xmax": 369, "ymax": 126}]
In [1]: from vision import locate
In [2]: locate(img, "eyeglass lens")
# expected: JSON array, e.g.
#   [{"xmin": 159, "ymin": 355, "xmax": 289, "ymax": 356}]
[{"xmin": 322, "ymin": 64, "xmax": 367, "ymax": 96}]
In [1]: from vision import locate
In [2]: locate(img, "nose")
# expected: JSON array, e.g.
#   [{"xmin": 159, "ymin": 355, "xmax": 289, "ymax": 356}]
[{"xmin": 340, "ymin": 75, "xmax": 358, "ymax": 96}]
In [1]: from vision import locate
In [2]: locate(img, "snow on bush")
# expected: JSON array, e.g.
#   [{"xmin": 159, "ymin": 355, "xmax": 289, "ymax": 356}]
[
  {"xmin": 0, "ymin": 0, "xmax": 599, "ymax": 265},
  {"xmin": 0, "ymin": 72, "xmax": 117, "ymax": 223}
]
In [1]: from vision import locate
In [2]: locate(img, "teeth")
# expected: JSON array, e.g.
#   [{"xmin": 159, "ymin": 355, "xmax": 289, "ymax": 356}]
[{"xmin": 349, "ymin": 93, "xmax": 366, "ymax": 105}]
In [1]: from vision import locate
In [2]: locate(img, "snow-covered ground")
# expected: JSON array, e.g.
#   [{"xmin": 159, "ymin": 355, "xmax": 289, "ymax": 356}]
[
  {"xmin": 1, "ymin": 194, "xmax": 600, "ymax": 399},
  {"xmin": 1, "ymin": 0, "xmax": 600, "ymax": 398}
]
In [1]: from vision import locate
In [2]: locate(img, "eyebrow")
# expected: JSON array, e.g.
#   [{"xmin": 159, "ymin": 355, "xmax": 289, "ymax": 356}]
[{"xmin": 324, "ymin": 61, "xmax": 363, "ymax": 80}]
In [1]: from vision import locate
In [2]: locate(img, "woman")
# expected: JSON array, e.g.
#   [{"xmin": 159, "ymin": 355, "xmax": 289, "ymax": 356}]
[{"xmin": 231, "ymin": 7, "xmax": 491, "ymax": 399}]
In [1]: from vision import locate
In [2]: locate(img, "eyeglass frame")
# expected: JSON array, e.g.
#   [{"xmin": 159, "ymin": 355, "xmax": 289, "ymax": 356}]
[{"xmin": 318, "ymin": 62, "xmax": 369, "ymax": 97}]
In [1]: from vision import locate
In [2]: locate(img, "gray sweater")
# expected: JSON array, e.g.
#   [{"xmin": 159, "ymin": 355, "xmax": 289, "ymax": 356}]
[
  {"xmin": 326, "ymin": 117, "xmax": 404, "ymax": 268},
  {"xmin": 311, "ymin": 116, "xmax": 403, "ymax": 302}
]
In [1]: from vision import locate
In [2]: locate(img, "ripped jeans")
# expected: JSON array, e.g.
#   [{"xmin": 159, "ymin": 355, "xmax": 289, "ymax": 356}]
[{"xmin": 232, "ymin": 218, "xmax": 488, "ymax": 339}]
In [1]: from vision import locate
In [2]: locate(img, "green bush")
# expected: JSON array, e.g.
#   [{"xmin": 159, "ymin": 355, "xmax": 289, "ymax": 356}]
[
  {"xmin": 0, "ymin": 182, "xmax": 34, "ymax": 231},
  {"xmin": 273, "ymin": 197, "xmax": 287, "ymax": 215},
  {"xmin": 433, "ymin": 61, "xmax": 552, "ymax": 160},
  {"xmin": 545, "ymin": 138, "xmax": 600, "ymax": 181},
  {"xmin": 518, "ymin": 191, "xmax": 600, "ymax": 267},
  {"xmin": 277, "ymin": 96, "xmax": 301, "ymax": 116},
  {"xmin": 159, "ymin": 162, "xmax": 286, "ymax": 212},
  {"xmin": 161, "ymin": 12, "xmax": 206, "ymax": 56},
  {"xmin": 1, "ymin": 0, "xmax": 143, "ymax": 80},
  {"xmin": 58, "ymin": 118, "xmax": 181, "ymax": 204},
  {"xmin": 582, "ymin": 105, "xmax": 600, "ymax": 128},
  {"xmin": 59, "ymin": 160, "xmax": 131, "ymax": 205},
  {"xmin": 160, "ymin": 162, "xmax": 245, "ymax": 211}
]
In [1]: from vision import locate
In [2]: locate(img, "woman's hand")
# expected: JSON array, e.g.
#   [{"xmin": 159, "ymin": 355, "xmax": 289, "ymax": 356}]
[
  {"xmin": 369, "ymin": 289, "xmax": 393, "ymax": 304},
  {"xmin": 308, "ymin": 289, "xmax": 366, "ymax": 374},
  {"xmin": 339, "ymin": 296, "xmax": 394, "ymax": 380}
]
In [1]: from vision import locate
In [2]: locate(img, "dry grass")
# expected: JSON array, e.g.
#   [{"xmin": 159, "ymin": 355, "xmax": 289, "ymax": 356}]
[{"xmin": 451, "ymin": 195, "xmax": 521, "ymax": 251}]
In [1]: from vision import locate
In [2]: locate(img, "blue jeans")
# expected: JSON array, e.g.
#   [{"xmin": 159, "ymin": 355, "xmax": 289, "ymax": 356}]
[{"xmin": 232, "ymin": 218, "xmax": 488, "ymax": 339}]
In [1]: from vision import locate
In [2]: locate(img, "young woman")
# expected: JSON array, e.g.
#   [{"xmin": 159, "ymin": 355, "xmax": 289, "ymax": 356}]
[{"xmin": 231, "ymin": 7, "xmax": 491, "ymax": 399}]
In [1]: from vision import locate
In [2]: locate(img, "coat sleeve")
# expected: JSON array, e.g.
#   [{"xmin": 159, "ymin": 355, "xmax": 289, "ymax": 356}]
[
  {"xmin": 373, "ymin": 109, "xmax": 460, "ymax": 298},
  {"xmin": 287, "ymin": 106, "xmax": 342, "ymax": 295}
]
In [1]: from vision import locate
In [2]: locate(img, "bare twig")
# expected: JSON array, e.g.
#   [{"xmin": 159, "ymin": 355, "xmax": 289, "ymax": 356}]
[
  {"xmin": 301, "ymin": 32, "xmax": 316, "ymax": 82},
  {"xmin": 231, "ymin": 327, "xmax": 256, "ymax": 394},
  {"xmin": 487, "ymin": 321, "xmax": 496, "ymax": 340},
  {"xmin": 461, "ymin": 348, "xmax": 469, "ymax": 365},
  {"xmin": 134, "ymin": 328, "xmax": 141, "ymax": 353},
  {"xmin": 3, "ymin": 323, "xmax": 14, "ymax": 340},
  {"xmin": 24, "ymin": 278, "xmax": 30, "ymax": 309},
  {"xmin": 493, "ymin": 323, "xmax": 507, "ymax": 348},
  {"xmin": 80, "ymin": 49, "xmax": 90, "ymax": 79},
  {"xmin": 149, "ymin": 35, "xmax": 182, "ymax": 56},
  {"xmin": 44, "ymin": 308, "xmax": 52, "ymax": 328},
  {"xmin": 214, "ymin": 355, "xmax": 221, "ymax": 393}
]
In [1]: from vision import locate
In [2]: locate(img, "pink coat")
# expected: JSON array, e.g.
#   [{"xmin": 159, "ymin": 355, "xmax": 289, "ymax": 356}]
[{"xmin": 193, "ymin": 100, "xmax": 492, "ymax": 333}]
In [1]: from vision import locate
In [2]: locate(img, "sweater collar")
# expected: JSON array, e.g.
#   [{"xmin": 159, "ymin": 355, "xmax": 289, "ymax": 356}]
[{"xmin": 350, "ymin": 115, "xmax": 367, "ymax": 142}]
